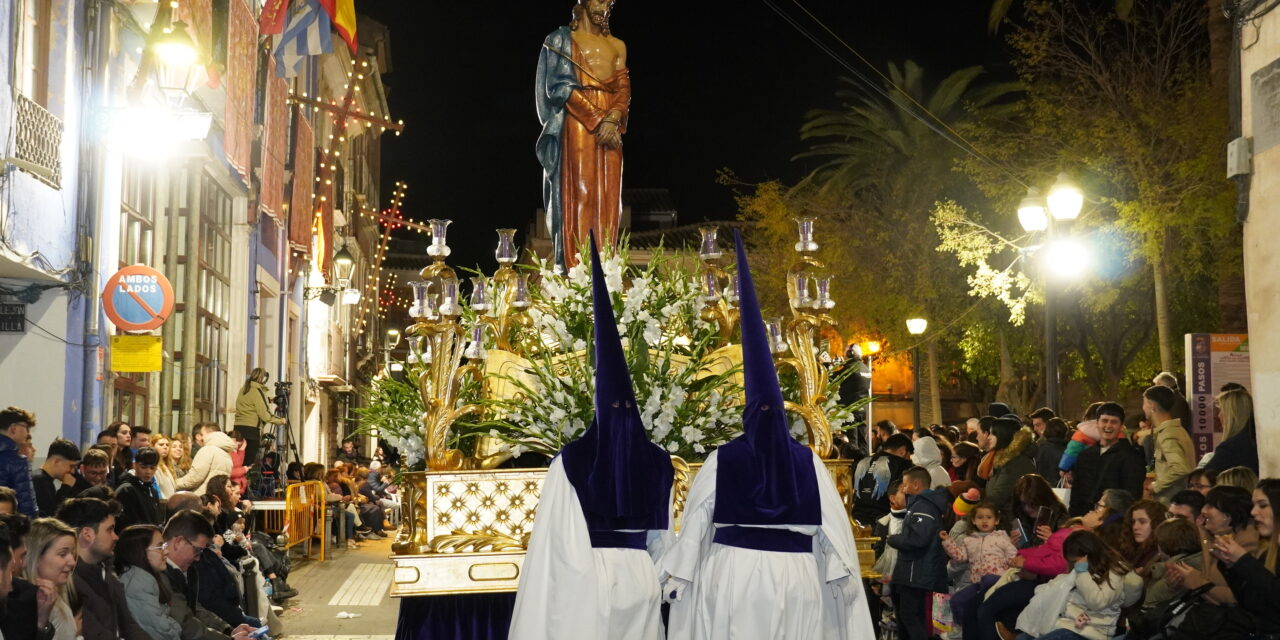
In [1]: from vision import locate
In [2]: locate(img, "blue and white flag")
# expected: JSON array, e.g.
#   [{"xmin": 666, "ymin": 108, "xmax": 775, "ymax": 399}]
[{"xmin": 273, "ymin": 0, "xmax": 333, "ymax": 78}]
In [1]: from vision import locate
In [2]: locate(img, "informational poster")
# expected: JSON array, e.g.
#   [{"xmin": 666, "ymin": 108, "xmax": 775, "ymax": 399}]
[
  {"xmin": 1185, "ymin": 333, "xmax": 1251, "ymax": 457},
  {"xmin": 110, "ymin": 335, "xmax": 164, "ymax": 373}
]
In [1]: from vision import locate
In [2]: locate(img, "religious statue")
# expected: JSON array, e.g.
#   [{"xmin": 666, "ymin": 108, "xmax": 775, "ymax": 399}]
[{"xmin": 536, "ymin": 0, "xmax": 630, "ymax": 268}]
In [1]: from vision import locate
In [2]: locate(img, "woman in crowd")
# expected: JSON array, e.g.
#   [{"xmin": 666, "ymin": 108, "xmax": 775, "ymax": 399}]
[
  {"xmin": 951, "ymin": 441, "xmax": 983, "ymax": 486},
  {"xmin": 233, "ymin": 368, "xmax": 286, "ymax": 468},
  {"xmin": 912, "ymin": 435, "xmax": 952, "ymax": 489},
  {"xmin": 116, "ymin": 525, "xmax": 180, "ymax": 640},
  {"xmin": 168, "ymin": 434, "xmax": 192, "ymax": 478},
  {"xmin": 1186, "ymin": 468, "xmax": 1217, "ymax": 496},
  {"xmin": 1011, "ymin": 474, "xmax": 1069, "ymax": 548},
  {"xmin": 1168, "ymin": 479, "xmax": 1279, "ymax": 640},
  {"xmin": 228, "ymin": 432, "xmax": 250, "ymax": 495},
  {"xmin": 306, "ymin": 464, "xmax": 358, "ymax": 548},
  {"xmin": 24, "ymin": 518, "xmax": 79, "ymax": 640},
  {"xmin": 1204, "ymin": 388, "xmax": 1258, "ymax": 473},
  {"xmin": 981, "ymin": 418, "xmax": 1039, "ymax": 524},
  {"xmin": 1128, "ymin": 518, "xmax": 1204, "ymax": 638},
  {"xmin": 1088, "ymin": 489, "xmax": 1136, "ymax": 553},
  {"xmin": 1164, "ymin": 484, "xmax": 1257, "ymax": 606},
  {"xmin": 1118, "ymin": 499, "xmax": 1168, "ymax": 575},
  {"xmin": 326, "ymin": 469, "xmax": 384, "ymax": 538},
  {"xmin": 1034, "ymin": 418, "xmax": 1070, "ymax": 485},
  {"xmin": 151, "ymin": 435, "xmax": 178, "ymax": 498},
  {"xmin": 1215, "ymin": 466, "xmax": 1258, "ymax": 493},
  {"xmin": 1020, "ymin": 530, "xmax": 1143, "ymax": 640}
]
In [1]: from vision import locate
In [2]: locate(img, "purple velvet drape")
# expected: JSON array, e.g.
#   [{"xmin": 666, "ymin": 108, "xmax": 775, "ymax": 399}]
[{"xmin": 395, "ymin": 593, "xmax": 516, "ymax": 640}]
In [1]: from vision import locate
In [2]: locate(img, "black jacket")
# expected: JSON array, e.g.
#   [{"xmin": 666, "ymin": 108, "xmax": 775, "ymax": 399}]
[
  {"xmin": 0, "ymin": 578, "xmax": 54, "ymax": 640},
  {"xmin": 73, "ymin": 559, "xmax": 152, "ymax": 640},
  {"xmin": 164, "ymin": 562, "xmax": 237, "ymax": 639},
  {"xmin": 1204, "ymin": 420, "xmax": 1259, "ymax": 474},
  {"xmin": 1034, "ymin": 437, "xmax": 1067, "ymax": 485},
  {"xmin": 1069, "ymin": 439, "xmax": 1146, "ymax": 516},
  {"xmin": 115, "ymin": 473, "xmax": 164, "ymax": 529},
  {"xmin": 887, "ymin": 487, "xmax": 951, "ymax": 592},
  {"xmin": 32, "ymin": 469, "xmax": 82, "ymax": 518},
  {"xmin": 193, "ymin": 548, "xmax": 248, "ymax": 627},
  {"xmin": 1221, "ymin": 551, "xmax": 1280, "ymax": 633},
  {"xmin": 852, "ymin": 451, "xmax": 913, "ymax": 525}
]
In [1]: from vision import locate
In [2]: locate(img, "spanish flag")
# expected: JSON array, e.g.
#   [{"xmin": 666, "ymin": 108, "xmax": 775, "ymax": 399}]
[{"xmin": 318, "ymin": 0, "xmax": 357, "ymax": 53}]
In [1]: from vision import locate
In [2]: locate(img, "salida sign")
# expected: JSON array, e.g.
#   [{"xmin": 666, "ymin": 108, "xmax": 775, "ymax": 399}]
[{"xmin": 102, "ymin": 265, "xmax": 175, "ymax": 332}]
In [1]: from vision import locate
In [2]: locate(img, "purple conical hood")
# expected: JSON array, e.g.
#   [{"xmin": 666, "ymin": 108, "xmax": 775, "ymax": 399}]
[
  {"xmin": 560, "ymin": 234, "xmax": 673, "ymax": 531},
  {"xmin": 712, "ymin": 230, "xmax": 820, "ymax": 525}
]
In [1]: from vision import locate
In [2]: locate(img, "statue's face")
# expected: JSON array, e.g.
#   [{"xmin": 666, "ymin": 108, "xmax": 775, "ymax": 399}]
[{"xmin": 583, "ymin": 0, "xmax": 611, "ymax": 27}]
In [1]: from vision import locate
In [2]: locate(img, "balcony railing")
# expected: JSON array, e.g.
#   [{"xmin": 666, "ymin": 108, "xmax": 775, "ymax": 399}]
[{"xmin": 14, "ymin": 94, "xmax": 63, "ymax": 188}]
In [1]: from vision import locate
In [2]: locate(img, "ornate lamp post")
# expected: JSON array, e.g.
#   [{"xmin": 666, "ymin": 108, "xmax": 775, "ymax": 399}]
[{"xmin": 906, "ymin": 318, "xmax": 928, "ymax": 429}]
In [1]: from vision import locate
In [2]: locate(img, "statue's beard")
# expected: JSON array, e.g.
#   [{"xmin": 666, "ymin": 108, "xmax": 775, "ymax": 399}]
[{"xmin": 589, "ymin": 11, "xmax": 608, "ymax": 27}]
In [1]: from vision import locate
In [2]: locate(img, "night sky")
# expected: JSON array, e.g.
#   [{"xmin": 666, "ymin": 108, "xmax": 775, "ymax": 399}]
[{"xmin": 358, "ymin": 0, "xmax": 1010, "ymax": 270}]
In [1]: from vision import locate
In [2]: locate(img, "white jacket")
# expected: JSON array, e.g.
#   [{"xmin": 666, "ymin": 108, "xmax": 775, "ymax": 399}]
[
  {"xmin": 1053, "ymin": 569, "xmax": 1144, "ymax": 640},
  {"xmin": 911, "ymin": 436, "xmax": 952, "ymax": 489},
  {"xmin": 174, "ymin": 431, "xmax": 235, "ymax": 495}
]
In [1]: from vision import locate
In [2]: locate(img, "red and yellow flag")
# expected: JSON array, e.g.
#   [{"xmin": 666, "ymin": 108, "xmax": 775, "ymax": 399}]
[
  {"xmin": 259, "ymin": 0, "xmax": 290, "ymax": 35},
  {"xmin": 318, "ymin": 0, "xmax": 357, "ymax": 53}
]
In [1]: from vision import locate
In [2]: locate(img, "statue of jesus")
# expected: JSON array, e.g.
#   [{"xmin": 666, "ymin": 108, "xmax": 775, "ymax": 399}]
[{"xmin": 536, "ymin": 0, "xmax": 629, "ymax": 268}]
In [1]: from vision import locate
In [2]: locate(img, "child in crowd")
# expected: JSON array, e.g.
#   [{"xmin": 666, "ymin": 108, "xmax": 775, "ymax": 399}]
[
  {"xmin": 1019, "ymin": 530, "xmax": 1143, "ymax": 640},
  {"xmin": 887, "ymin": 466, "xmax": 952, "ymax": 640},
  {"xmin": 873, "ymin": 479, "xmax": 908, "ymax": 584},
  {"xmin": 941, "ymin": 502, "xmax": 1019, "ymax": 628}
]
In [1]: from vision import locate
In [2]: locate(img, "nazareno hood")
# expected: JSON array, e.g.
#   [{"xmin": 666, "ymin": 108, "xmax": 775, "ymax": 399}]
[{"xmin": 559, "ymin": 234, "xmax": 673, "ymax": 531}]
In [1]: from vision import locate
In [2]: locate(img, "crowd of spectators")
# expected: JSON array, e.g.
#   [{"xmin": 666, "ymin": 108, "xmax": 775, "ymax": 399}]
[{"xmin": 0, "ymin": 404, "xmax": 400, "ymax": 639}]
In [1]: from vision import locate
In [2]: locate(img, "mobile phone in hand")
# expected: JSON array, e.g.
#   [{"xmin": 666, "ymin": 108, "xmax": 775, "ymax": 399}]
[
  {"xmin": 249, "ymin": 626, "xmax": 270, "ymax": 639},
  {"xmin": 1035, "ymin": 506, "xmax": 1052, "ymax": 530}
]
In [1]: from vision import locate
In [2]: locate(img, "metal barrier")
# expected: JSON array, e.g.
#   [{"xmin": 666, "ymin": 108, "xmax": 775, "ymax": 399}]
[{"xmin": 283, "ymin": 481, "xmax": 324, "ymax": 561}]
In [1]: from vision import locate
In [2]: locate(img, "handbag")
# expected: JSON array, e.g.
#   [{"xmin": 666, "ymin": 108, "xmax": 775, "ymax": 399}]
[{"xmin": 1052, "ymin": 477, "xmax": 1071, "ymax": 508}]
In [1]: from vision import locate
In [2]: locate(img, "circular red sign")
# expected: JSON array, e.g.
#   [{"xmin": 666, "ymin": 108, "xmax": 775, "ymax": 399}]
[{"xmin": 102, "ymin": 265, "xmax": 175, "ymax": 332}]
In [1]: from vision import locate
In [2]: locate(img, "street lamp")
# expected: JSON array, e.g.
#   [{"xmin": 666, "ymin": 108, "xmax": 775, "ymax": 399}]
[
  {"xmin": 1019, "ymin": 173, "xmax": 1085, "ymax": 412},
  {"xmin": 304, "ymin": 244, "xmax": 360, "ymax": 304},
  {"xmin": 149, "ymin": 20, "xmax": 199, "ymax": 107},
  {"xmin": 907, "ymin": 318, "xmax": 928, "ymax": 430},
  {"xmin": 332, "ymin": 244, "xmax": 355, "ymax": 287}
]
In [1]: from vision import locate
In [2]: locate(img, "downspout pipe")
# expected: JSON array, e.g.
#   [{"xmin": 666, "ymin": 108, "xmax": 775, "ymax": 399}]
[{"xmin": 77, "ymin": 0, "xmax": 110, "ymax": 448}]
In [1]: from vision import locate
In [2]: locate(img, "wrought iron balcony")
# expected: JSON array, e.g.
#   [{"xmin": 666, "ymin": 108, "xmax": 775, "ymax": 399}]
[{"xmin": 13, "ymin": 93, "xmax": 62, "ymax": 188}]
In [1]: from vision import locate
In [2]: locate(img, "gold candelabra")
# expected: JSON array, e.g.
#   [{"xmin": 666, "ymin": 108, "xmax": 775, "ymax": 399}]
[{"xmin": 696, "ymin": 227, "xmax": 740, "ymax": 346}]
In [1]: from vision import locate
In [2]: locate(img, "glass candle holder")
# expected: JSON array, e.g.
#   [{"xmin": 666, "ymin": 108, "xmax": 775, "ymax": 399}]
[
  {"xmin": 815, "ymin": 276, "xmax": 835, "ymax": 310},
  {"xmin": 408, "ymin": 281, "xmax": 432, "ymax": 319},
  {"xmin": 494, "ymin": 228, "xmax": 518, "ymax": 265},
  {"xmin": 701, "ymin": 270, "xmax": 720, "ymax": 301},
  {"xmin": 427, "ymin": 219, "xmax": 452, "ymax": 258},
  {"xmin": 794, "ymin": 216, "xmax": 819, "ymax": 253},
  {"xmin": 438, "ymin": 276, "xmax": 461, "ymax": 317},
  {"xmin": 698, "ymin": 226, "xmax": 722, "ymax": 261},
  {"xmin": 512, "ymin": 274, "xmax": 532, "ymax": 309},
  {"xmin": 725, "ymin": 272, "xmax": 741, "ymax": 304},
  {"xmin": 766, "ymin": 317, "xmax": 788, "ymax": 354},
  {"xmin": 463, "ymin": 324, "xmax": 488, "ymax": 360},
  {"xmin": 470, "ymin": 277, "xmax": 490, "ymax": 313},
  {"xmin": 790, "ymin": 273, "xmax": 812, "ymax": 309}
]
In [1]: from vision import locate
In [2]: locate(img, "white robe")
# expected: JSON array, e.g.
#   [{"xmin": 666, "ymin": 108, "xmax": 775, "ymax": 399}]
[
  {"xmin": 509, "ymin": 457, "xmax": 672, "ymax": 640},
  {"xmin": 661, "ymin": 451, "xmax": 875, "ymax": 640}
]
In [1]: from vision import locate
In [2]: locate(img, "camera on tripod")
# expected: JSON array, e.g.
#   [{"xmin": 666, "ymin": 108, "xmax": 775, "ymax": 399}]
[{"xmin": 273, "ymin": 380, "xmax": 291, "ymax": 417}]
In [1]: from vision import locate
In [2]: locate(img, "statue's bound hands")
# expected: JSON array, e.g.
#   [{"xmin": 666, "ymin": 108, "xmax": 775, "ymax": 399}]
[{"xmin": 596, "ymin": 120, "xmax": 621, "ymax": 149}]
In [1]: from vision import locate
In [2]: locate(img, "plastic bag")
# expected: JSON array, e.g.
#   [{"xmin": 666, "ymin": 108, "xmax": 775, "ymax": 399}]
[
  {"xmin": 1052, "ymin": 477, "xmax": 1071, "ymax": 509},
  {"xmin": 1015, "ymin": 573, "xmax": 1074, "ymax": 637},
  {"xmin": 931, "ymin": 592, "xmax": 954, "ymax": 636}
]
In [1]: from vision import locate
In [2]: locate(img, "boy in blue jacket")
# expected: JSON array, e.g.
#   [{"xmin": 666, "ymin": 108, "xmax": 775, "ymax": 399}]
[{"xmin": 887, "ymin": 466, "xmax": 952, "ymax": 640}]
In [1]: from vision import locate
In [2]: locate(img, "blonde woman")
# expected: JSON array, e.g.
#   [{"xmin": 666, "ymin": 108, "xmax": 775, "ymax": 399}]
[
  {"xmin": 1217, "ymin": 466, "xmax": 1259, "ymax": 493},
  {"xmin": 168, "ymin": 434, "xmax": 192, "ymax": 478},
  {"xmin": 1205, "ymin": 388, "xmax": 1258, "ymax": 473},
  {"xmin": 152, "ymin": 435, "xmax": 178, "ymax": 498},
  {"xmin": 24, "ymin": 518, "xmax": 80, "ymax": 640}
]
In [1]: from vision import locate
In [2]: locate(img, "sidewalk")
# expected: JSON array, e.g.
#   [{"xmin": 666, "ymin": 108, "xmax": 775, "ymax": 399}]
[{"xmin": 276, "ymin": 535, "xmax": 398, "ymax": 639}]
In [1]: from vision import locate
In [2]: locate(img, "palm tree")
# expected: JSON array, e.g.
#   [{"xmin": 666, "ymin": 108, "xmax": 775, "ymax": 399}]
[{"xmin": 987, "ymin": 0, "xmax": 1133, "ymax": 32}]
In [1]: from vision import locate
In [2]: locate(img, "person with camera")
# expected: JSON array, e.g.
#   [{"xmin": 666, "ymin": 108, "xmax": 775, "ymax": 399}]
[{"xmin": 233, "ymin": 369, "xmax": 286, "ymax": 470}]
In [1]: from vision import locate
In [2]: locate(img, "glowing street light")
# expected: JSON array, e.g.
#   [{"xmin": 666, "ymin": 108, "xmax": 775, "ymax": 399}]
[
  {"xmin": 149, "ymin": 20, "xmax": 200, "ymax": 106},
  {"xmin": 1047, "ymin": 173, "xmax": 1083, "ymax": 221},
  {"xmin": 906, "ymin": 317, "xmax": 928, "ymax": 429},
  {"xmin": 1017, "ymin": 188, "xmax": 1048, "ymax": 232},
  {"xmin": 906, "ymin": 318, "xmax": 928, "ymax": 336},
  {"xmin": 1044, "ymin": 238, "xmax": 1090, "ymax": 280}
]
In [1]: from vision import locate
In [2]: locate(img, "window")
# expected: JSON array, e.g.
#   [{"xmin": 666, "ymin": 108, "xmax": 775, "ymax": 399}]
[
  {"xmin": 18, "ymin": 0, "xmax": 53, "ymax": 107},
  {"xmin": 194, "ymin": 173, "xmax": 233, "ymax": 422}
]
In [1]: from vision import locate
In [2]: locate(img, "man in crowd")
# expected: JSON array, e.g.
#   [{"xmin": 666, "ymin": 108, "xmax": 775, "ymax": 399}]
[
  {"xmin": 190, "ymin": 423, "xmax": 221, "ymax": 458},
  {"xmin": 1068, "ymin": 402, "xmax": 1145, "ymax": 517},
  {"xmin": 131, "ymin": 427, "xmax": 152, "ymax": 455},
  {"xmin": 57, "ymin": 497, "xmax": 150, "ymax": 640},
  {"xmin": 78, "ymin": 448, "xmax": 114, "ymax": 490},
  {"xmin": 853, "ymin": 432, "xmax": 915, "ymax": 526},
  {"xmin": 0, "ymin": 487, "xmax": 16, "ymax": 514},
  {"xmin": 1028, "ymin": 407, "xmax": 1055, "ymax": 439},
  {"xmin": 32, "ymin": 438, "xmax": 82, "ymax": 517},
  {"xmin": 1168, "ymin": 489, "xmax": 1206, "ymax": 523},
  {"xmin": 162, "ymin": 507, "xmax": 253, "ymax": 640},
  {"xmin": 0, "ymin": 407, "xmax": 37, "ymax": 517},
  {"xmin": 115, "ymin": 447, "xmax": 163, "ymax": 529},
  {"xmin": 1144, "ymin": 385, "xmax": 1196, "ymax": 502},
  {"xmin": 873, "ymin": 420, "xmax": 897, "ymax": 451}
]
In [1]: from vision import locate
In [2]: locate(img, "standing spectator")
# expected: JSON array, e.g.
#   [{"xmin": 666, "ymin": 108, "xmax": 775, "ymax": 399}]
[
  {"xmin": 950, "ymin": 441, "xmax": 983, "ymax": 486},
  {"xmin": 161, "ymin": 510, "xmax": 252, "ymax": 640},
  {"xmin": 116, "ymin": 524, "xmax": 182, "ymax": 640},
  {"xmin": 131, "ymin": 427, "xmax": 151, "ymax": 455},
  {"xmin": 77, "ymin": 448, "xmax": 113, "ymax": 491},
  {"xmin": 1068, "ymin": 403, "xmax": 1145, "ymax": 517},
  {"xmin": 1034, "ymin": 418, "xmax": 1069, "ymax": 485},
  {"xmin": 853, "ymin": 433, "xmax": 914, "ymax": 525},
  {"xmin": 874, "ymin": 420, "xmax": 898, "ymax": 450},
  {"xmin": 115, "ymin": 448, "xmax": 164, "ymax": 529},
  {"xmin": 0, "ymin": 407, "xmax": 37, "ymax": 517},
  {"xmin": 1028, "ymin": 407, "xmax": 1056, "ymax": 440},
  {"xmin": 174, "ymin": 431, "xmax": 235, "ymax": 495},
  {"xmin": 886, "ymin": 466, "xmax": 951, "ymax": 640},
  {"xmin": 24, "ymin": 517, "xmax": 80, "ymax": 640},
  {"xmin": 911, "ymin": 435, "xmax": 952, "ymax": 489},
  {"xmin": 56, "ymin": 498, "xmax": 150, "ymax": 640},
  {"xmin": 228, "ymin": 432, "xmax": 249, "ymax": 495},
  {"xmin": 982, "ymin": 417, "xmax": 1038, "ymax": 525},
  {"xmin": 1204, "ymin": 388, "xmax": 1258, "ymax": 474},
  {"xmin": 1144, "ymin": 385, "xmax": 1195, "ymax": 502},
  {"xmin": 1152, "ymin": 371, "xmax": 1194, "ymax": 430},
  {"xmin": 152, "ymin": 435, "xmax": 178, "ymax": 498},
  {"xmin": 32, "ymin": 438, "xmax": 82, "ymax": 517},
  {"xmin": 232, "ymin": 369, "xmax": 285, "ymax": 468}
]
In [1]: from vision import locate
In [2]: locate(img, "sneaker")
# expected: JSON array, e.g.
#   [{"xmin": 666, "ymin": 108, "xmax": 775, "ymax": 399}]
[
  {"xmin": 271, "ymin": 605, "xmax": 284, "ymax": 614},
  {"xmin": 346, "ymin": 540, "xmax": 359, "ymax": 550},
  {"xmin": 372, "ymin": 530, "xmax": 388, "ymax": 538}
]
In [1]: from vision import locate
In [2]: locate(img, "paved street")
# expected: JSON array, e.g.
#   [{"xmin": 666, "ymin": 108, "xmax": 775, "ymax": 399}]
[{"xmin": 277, "ymin": 536, "xmax": 399, "ymax": 639}]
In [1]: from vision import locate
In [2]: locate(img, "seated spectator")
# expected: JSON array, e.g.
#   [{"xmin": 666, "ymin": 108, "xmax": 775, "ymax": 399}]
[
  {"xmin": 0, "ymin": 513, "xmax": 58, "ymax": 640},
  {"xmin": 116, "ymin": 448, "xmax": 165, "ymax": 530},
  {"xmin": 1128, "ymin": 518, "xmax": 1204, "ymax": 639},
  {"xmin": 24, "ymin": 517, "xmax": 80, "ymax": 639},
  {"xmin": 1167, "ymin": 478, "xmax": 1279, "ymax": 640},
  {"xmin": 257, "ymin": 437, "xmax": 280, "ymax": 498},
  {"xmin": 175, "ymin": 431, "xmax": 235, "ymax": 495},
  {"xmin": 304, "ymin": 464, "xmax": 357, "ymax": 548},
  {"xmin": 1011, "ymin": 474, "xmax": 1069, "ymax": 548},
  {"xmin": 1015, "ymin": 529, "xmax": 1143, "ymax": 640},
  {"xmin": 33, "ymin": 438, "xmax": 83, "ymax": 518},
  {"xmin": 193, "ymin": 532, "xmax": 260, "ymax": 631},
  {"xmin": 161, "ymin": 509, "xmax": 252, "ymax": 639},
  {"xmin": 0, "ymin": 406, "xmax": 38, "ymax": 517},
  {"xmin": 1167, "ymin": 489, "xmax": 1206, "ymax": 522},
  {"xmin": 356, "ymin": 466, "xmax": 400, "ymax": 529},
  {"xmin": 0, "ymin": 486, "xmax": 17, "ymax": 515},
  {"xmin": 57, "ymin": 497, "xmax": 150, "ymax": 640},
  {"xmin": 328, "ymin": 469, "xmax": 384, "ymax": 539},
  {"xmin": 284, "ymin": 462, "xmax": 303, "ymax": 485},
  {"xmin": 168, "ymin": 435, "xmax": 192, "ymax": 479},
  {"xmin": 1163, "ymin": 485, "xmax": 1257, "ymax": 606},
  {"xmin": 968, "ymin": 514, "xmax": 1087, "ymax": 640},
  {"xmin": 1118, "ymin": 499, "xmax": 1168, "ymax": 575},
  {"xmin": 117, "ymin": 524, "xmax": 183, "ymax": 640},
  {"xmin": 1186, "ymin": 467, "xmax": 1217, "ymax": 496},
  {"xmin": 1203, "ymin": 389, "xmax": 1258, "ymax": 474},
  {"xmin": 79, "ymin": 447, "xmax": 115, "ymax": 491},
  {"xmin": 1086, "ymin": 488, "xmax": 1135, "ymax": 552},
  {"xmin": 1215, "ymin": 466, "xmax": 1258, "ymax": 493}
]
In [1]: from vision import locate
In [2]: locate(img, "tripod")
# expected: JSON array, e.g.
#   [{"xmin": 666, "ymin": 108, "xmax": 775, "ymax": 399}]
[{"xmin": 271, "ymin": 380, "xmax": 303, "ymax": 470}]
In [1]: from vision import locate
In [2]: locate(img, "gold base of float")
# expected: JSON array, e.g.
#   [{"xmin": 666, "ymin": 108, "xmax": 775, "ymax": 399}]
[{"xmin": 390, "ymin": 458, "xmax": 879, "ymax": 597}]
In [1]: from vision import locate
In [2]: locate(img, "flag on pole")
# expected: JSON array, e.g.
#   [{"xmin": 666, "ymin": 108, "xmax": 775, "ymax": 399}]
[
  {"xmin": 273, "ymin": 0, "xmax": 333, "ymax": 78},
  {"xmin": 318, "ymin": 0, "xmax": 358, "ymax": 53},
  {"xmin": 259, "ymin": 0, "xmax": 291, "ymax": 36}
]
